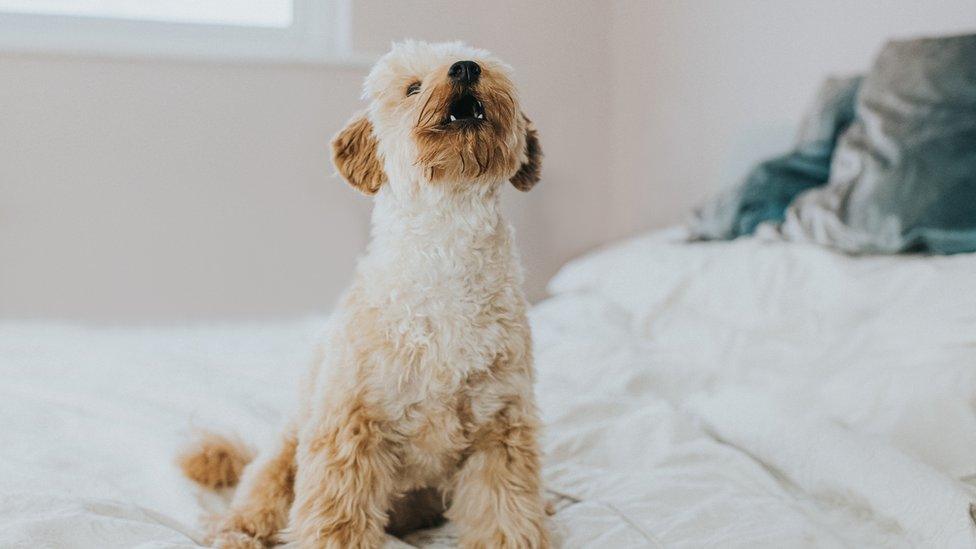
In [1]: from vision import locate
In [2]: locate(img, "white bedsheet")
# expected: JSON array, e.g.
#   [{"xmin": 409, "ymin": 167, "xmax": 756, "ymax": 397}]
[{"xmin": 3, "ymin": 230, "xmax": 976, "ymax": 547}]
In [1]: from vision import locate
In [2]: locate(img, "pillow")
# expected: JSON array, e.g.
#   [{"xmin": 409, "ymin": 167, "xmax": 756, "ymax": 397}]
[
  {"xmin": 689, "ymin": 75, "xmax": 861, "ymax": 240},
  {"xmin": 781, "ymin": 33, "xmax": 976, "ymax": 254}
]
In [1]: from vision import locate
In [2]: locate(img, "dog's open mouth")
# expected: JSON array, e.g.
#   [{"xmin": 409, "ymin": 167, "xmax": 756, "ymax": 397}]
[{"xmin": 446, "ymin": 93, "xmax": 485, "ymax": 124}]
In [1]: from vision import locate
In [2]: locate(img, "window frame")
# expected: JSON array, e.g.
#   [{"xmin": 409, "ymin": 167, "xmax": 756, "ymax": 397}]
[{"xmin": 0, "ymin": 0, "xmax": 368, "ymax": 65}]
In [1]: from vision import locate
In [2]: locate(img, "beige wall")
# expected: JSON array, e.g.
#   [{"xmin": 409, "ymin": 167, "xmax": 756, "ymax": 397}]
[{"xmin": 1, "ymin": 1, "xmax": 974, "ymax": 321}]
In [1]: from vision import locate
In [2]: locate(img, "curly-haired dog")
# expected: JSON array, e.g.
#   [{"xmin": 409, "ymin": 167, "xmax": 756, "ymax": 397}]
[{"xmin": 178, "ymin": 41, "xmax": 547, "ymax": 548}]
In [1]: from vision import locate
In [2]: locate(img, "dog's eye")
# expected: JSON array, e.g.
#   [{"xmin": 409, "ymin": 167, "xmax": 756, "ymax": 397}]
[{"xmin": 406, "ymin": 82, "xmax": 421, "ymax": 97}]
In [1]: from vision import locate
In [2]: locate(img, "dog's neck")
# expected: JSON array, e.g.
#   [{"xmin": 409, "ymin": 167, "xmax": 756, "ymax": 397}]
[
  {"xmin": 371, "ymin": 182, "xmax": 505, "ymax": 246},
  {"xmin": 357, "ymin": 179, "xmax": 518, "ymax": 290}
]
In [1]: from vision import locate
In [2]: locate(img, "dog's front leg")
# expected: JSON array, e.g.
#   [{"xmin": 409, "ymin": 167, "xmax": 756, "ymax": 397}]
[
  {"xmin": 447, "ymin": 400, "xmax": 549, "ymax": 549},
  {"xmin": 290, "ymin": 402, "xmax": 399, "ymax": 549}
]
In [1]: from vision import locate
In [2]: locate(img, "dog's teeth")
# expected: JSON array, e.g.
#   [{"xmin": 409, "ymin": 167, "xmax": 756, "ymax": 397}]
[
  {"xmin": 476, "ymin": 113, "xmax": 484, "ymax": 119},
  {"xmin": 450, "ymin": 115, "xmax": 457, "ymax": 122}
]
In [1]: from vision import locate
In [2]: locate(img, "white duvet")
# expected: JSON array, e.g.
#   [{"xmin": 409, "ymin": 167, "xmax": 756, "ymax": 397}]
[{"xmin": 3, "ymin": 229, "xmax": 976, "ymax": 548}]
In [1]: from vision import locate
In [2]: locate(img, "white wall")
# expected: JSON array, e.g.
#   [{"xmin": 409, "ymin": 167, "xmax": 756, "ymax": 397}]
[
  {"xmin": 1, "ymin": 1, "xmax": 974, "ymax": 321},
  {"xmin": 607, "ymin": 0, "xmax": 976, "ymax": 240}
]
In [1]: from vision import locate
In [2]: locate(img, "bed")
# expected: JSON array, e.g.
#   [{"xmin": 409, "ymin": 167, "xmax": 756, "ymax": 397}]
[{"xmin": 3, "ymin": 228, "xmax": 976, "ymax": 548}]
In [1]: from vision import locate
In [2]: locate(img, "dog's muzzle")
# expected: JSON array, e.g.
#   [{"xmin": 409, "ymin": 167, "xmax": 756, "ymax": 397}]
[{"xmin": 444, "ymin": 60, "xmax": 485, "ymax": 125}]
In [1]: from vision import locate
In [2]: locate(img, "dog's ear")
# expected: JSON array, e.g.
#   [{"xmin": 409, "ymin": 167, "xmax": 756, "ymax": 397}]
[
  {"xmin": 331, "ymin": 111, "xmax": 386, "ymax": 195},
  {"xmin": 510, "ymin": 115, "xmax": 542, "ymax": 192}
]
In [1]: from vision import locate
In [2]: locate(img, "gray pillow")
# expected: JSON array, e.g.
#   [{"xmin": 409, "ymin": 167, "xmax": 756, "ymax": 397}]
[{"xmin": 781, "ymin": 33, "xmax": 976, "ymax": 254}]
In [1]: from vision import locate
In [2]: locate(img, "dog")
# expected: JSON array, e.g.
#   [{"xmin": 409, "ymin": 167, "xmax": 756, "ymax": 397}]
[{"xmin": 178, "ymin": 41, "xmax": 548, "ymax": 549}]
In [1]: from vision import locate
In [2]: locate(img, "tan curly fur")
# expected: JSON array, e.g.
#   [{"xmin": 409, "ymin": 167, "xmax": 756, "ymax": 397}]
[
  {"xmin": 178, "ymin": 431, "xmax": 254, "ymax": 490},
  {"xmin": 179, "ymin": 41, "xmax": 547, "ymax": 549},
  {"xmin": 332, "ymin": 111, "xmax": 386, "ymax": 195}
]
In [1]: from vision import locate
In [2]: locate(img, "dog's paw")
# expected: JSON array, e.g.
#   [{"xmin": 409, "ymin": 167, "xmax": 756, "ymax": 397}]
[{"xmin": 210, "ymin": 530, "xmax": 266, "ymax": 549}]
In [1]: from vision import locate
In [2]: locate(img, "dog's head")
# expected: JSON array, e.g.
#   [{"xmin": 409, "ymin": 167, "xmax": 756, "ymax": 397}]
[{"xmin": 331, "ymin": 41, "xmax": 541, "ymax": 196}]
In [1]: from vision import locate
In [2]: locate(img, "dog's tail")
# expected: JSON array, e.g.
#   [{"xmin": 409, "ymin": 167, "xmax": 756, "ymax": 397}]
[{"xmin": 177, "ymin": 430, "xmax": 255, "ymax": 490}]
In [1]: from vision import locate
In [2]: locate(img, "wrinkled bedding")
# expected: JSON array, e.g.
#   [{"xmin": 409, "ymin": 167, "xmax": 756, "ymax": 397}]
[{"xmin": 3, "ymin": 229, "xmax": 976, "ymax": 547}]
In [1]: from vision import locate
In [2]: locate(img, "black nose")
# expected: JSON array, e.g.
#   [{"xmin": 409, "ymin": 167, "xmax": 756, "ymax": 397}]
[{"xmin": 448, "ymin": 60, "xmax": 481, "ymax": 84}]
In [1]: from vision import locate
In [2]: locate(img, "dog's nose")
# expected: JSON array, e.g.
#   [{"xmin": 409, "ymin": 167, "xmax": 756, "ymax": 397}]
[{"xmin": 448, "ymin": 60, "xmax": 481, "ymax": 84}]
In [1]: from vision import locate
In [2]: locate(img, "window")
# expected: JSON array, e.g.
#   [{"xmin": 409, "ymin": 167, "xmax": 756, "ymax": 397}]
[
  {"xmin": 0, "ymin": 1, "xmax": 294, "ymax": 27},
  {"xmin": 0, "ymin": 0, "xmax": 361, "ymax": 64}
]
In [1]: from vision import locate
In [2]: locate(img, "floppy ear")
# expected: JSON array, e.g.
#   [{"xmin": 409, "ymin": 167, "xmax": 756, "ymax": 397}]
[
  {"xmin": 331, "ymin": 111, "xmax": 386, "ymax": 195},
  {"xmin": 510, "ymin": 115, "xmax": 542, "ymax": 192}
]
